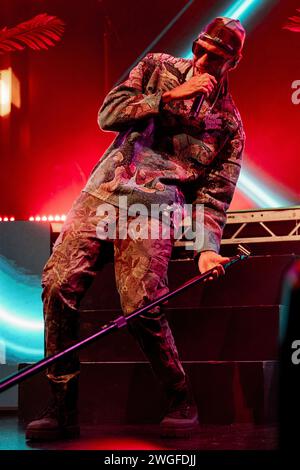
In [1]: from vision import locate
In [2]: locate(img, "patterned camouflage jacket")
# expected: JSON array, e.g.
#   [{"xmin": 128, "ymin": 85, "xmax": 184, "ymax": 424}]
[{"xmin": 83, "ymin": 53, "xmax": 245, "ymax": 256}]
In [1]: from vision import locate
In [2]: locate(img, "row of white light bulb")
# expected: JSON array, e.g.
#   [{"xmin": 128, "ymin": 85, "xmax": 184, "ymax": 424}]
[{"xmin": 0, "ymin": 215, "xmax": 66, "ymax": 222}]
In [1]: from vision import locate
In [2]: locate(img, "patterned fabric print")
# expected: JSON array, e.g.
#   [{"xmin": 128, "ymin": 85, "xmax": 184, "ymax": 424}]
[
  {"xmin": 83, "ymin": 52, "xmax": 245, "ymax": 254},
  {"xmin": 114, "ymin": 217, "xmax": 186, "ymax": 390},
  {"xmin": 42, "ymin": 191, "xmax": 186, "ymax": 389},
  {"xmin": 42, "ymin": 192, "xmax": 105, "ymax": 378},
  {"xmin": 114, "ymin": 218, "xmax": 172, "ymax": 316}
]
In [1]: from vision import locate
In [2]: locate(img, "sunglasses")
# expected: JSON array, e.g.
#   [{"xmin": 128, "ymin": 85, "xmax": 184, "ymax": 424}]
[{"xmin": 192, "ymin": 41, "xmax": 229, "ymax": 63}]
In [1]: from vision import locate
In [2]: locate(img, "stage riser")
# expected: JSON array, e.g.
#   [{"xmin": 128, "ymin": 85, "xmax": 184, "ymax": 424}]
[
  {"xmin": 79, "ymin": 306, "xmax": 281, "ymax": 362},
  {"xmin": 18, "ymin": 361, "xmax": 278, "ymax": 426},
  {"xmin": 80, "ymin": 255, "xmax": 297, "ymax": 310}
]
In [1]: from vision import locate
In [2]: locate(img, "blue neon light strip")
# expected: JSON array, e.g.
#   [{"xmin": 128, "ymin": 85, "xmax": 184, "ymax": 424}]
[{"xmin": 223, "ymin": 0, "xmax": 263, "ymax": 21}]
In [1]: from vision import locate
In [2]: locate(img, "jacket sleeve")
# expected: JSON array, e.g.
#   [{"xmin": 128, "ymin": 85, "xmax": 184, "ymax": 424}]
[
  {"xmin": 192, "ymin": 122, "xmax": 245, "ymax": 261},
  {"xmin": 98, "ymin": 54, "xmax": 163, "ymax": 132}
]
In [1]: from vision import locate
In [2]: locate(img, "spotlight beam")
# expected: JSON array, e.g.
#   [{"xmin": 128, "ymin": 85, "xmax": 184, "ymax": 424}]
[
  {"xmin": 223, "ymin": 0, "xmax": 263, "ymax": 21},
  {"xmin": 237, "ymin": 168, "xmax": 291, "ymax": 208}
]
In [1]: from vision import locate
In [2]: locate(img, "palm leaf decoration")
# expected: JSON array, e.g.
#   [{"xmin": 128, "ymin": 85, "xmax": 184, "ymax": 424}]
[
  {"xmin": 0, "ymin": 13, "xmax": 65, "ymax": 53},
  {"xmin": 283, "ymin": 8, "xmax": 300, "ymax": 32}
]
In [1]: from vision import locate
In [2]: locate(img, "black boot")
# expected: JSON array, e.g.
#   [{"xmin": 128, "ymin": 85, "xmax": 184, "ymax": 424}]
[
  {"xmin": 25, "ymin": 376, "xmax": 80, "ymax": 441},
  {"xmin": 160, "ymin": 380, "xmax": 199, "ymax": 437}
]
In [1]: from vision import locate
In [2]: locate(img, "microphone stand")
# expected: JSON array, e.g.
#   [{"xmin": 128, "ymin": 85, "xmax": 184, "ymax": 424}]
[{"xmin": 0, "ymin": 244, "xmax": 250, "ymax": 394}]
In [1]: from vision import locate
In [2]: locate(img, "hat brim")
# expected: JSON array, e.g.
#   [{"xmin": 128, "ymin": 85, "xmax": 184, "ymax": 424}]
[{"xmin": 195, "ymin": 38, "xmax": 236, "ymax": 60}]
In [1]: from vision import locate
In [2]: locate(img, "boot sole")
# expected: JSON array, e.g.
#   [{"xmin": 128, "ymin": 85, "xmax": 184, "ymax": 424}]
[
  {"xmin": 26, "ymin": 426, "xmax": 80, "ymax": 442},
  {"xmin": 160, "ymin": 418, "xmax": 199, "ymax": 438},
  {"xmin": 160, "ymin": 425, "xmax": 198, "ymax": 438}
]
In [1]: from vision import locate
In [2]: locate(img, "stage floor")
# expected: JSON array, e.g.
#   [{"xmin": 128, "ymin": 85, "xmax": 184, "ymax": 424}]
[{"xmin": 0, "ymin": 414, "xmax": 278, "ymax": 451}]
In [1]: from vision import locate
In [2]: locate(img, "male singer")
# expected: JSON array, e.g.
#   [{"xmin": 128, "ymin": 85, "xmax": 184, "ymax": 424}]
[{"xmin": 26, "ymin": 17, "xmax": 246, "ymax": 441}]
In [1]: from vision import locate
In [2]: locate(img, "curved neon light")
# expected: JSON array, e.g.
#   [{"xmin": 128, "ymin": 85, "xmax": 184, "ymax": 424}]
[
  {"xmin": 0, "ymin": 338, "xmax": 44, "ymax": 357},
  {"xmin": 0, "ymin": 308, "xmax": 44, "ymax": 331},
  {"xmin": 0, "ymin": 254, "xmax": 44, "ymax": 360}
]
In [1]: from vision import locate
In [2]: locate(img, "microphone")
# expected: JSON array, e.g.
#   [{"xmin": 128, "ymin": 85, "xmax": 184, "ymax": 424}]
[
  {"xmin": 189, "ymin": 93, "xmax": 205, "ymax": 119},
  {"xmin": 189, "ymin": 72, "xmax": 220, "ymax": 119}
]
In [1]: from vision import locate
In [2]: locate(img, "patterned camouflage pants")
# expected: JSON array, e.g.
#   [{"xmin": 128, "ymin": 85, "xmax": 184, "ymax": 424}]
[{"xmin": 42, "ymin": 191, "xmax": 186, "ymax": 392}]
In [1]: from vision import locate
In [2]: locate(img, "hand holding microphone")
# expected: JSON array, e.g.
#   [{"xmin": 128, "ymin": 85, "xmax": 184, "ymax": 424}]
[
  {"xmin": 188, "ymin": 73, "xmax": 218, "ymax": 118},
  {"xmin": 161, "ymin": 73, "xmax": 217, "ymax": 106}
]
